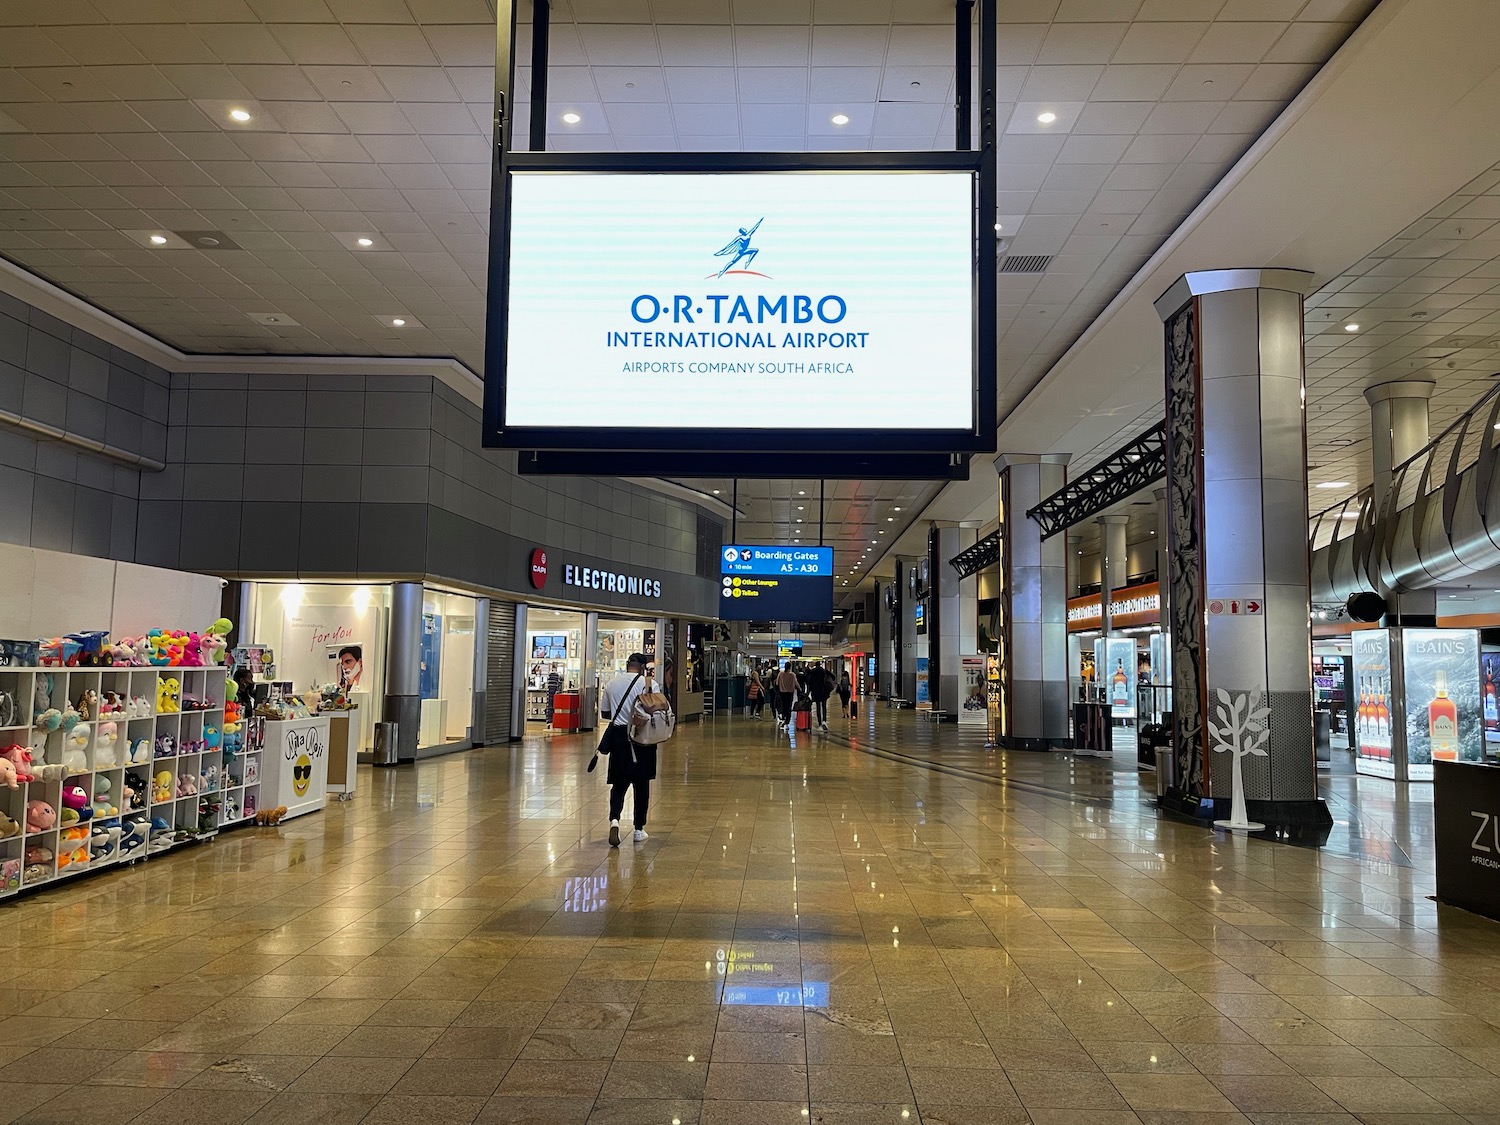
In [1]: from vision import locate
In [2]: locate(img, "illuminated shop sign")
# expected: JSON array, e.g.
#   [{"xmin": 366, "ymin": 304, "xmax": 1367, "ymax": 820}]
[{"xmin": 1066, "ymin": 582, "xmax": 1161, "ymax": 631}]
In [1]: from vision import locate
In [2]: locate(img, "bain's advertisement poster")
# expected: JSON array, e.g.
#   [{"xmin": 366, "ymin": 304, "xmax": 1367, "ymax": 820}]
[
  {"xmin": 1402, "ymin": 628, "xmax": 1482, "ymax": 780},
  {"xmin": 504, "ymin": 171, "xmax": 973, "ymax": 432},
  {"xmin": 1352, "ymin": 629, "xmax": 1394, "ymax": 777}
]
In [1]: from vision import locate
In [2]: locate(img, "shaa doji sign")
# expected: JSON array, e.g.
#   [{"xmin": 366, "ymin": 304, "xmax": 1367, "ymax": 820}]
[
  {"xmin": 528, "ymin": 548, "xmax": 549, "ymax": 589},
  {"xmin": 1066, "ymin": 581, "xmax": 1161, "ymax": 632}
]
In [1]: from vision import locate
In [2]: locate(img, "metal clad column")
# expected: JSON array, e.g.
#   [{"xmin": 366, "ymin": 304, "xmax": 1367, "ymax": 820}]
[
  {"xmin": 1099, "ymin": 514, "xmax": 1129, "ymax": 637},
  {"xmin": 1155, "ymin": 268, "xmax": 1328, "ymax": 821},
  {"xmin": 472, "ymin": 598, "xmax": 490, "ymax": 746},
  {"xmin": 582, "ymin": 612, "xmax": 599, "ymax": 730},
  {"xmin": 996, "ymin": 454, "xmax": 1070, "ymax": 749},
  {"xmin": 385, "ymin": 582, "xmax": 423, "ymax": 763},
  {"xmin": 895, "ymin": 556, "xmax": 920, "ymax": 703},
  {"xmin": 935, "ymin": 527, "xmax": 978, "ymax": 719},
  {"xmin": 1365, "ymin": 380, "xmax": 1437, "ymax": 624}
]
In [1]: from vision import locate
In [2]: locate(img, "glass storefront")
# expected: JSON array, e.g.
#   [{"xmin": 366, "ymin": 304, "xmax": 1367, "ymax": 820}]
[
  {"xmin": 525, "ymin": 608, "xmax": 586, "ymax": 729},
  {"xmin": 420, "ymin": 589, "xmax": 478, "ymax": 750}
]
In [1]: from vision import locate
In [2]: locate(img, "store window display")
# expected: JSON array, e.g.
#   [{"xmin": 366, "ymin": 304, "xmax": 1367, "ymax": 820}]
[
  {"xmin": 526, "ymin": 609, "xmax": 585, "ymax": 728},
  {"xmin": 245, "ymin": 583, "xmax": 390, "ymax": 754},
  {"xmin": 420, "ymin": 590, "xmax": 477, "ymax": 748}
]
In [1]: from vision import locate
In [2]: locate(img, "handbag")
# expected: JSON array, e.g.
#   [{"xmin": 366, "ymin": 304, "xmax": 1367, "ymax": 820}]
[
  {"xmin": 629, "ymin": 677, "xmax": 676, "ymax": 746},
  {"xmin": 589, "ymin": 672, "xmax": 642, "ymax": 772}
]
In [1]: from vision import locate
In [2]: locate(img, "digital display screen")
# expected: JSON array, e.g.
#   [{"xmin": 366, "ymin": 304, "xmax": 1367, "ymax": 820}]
[
  {"xmin": 778, "ymin": 640, "xmax": 804, "ymax": 657},
  {"xmin": 720, "ymin": 545, "xmax": 834, "ymax": 623},
  {"xmin": 504, "ymin": 171, "xmax": 973, "ymax": 434}
]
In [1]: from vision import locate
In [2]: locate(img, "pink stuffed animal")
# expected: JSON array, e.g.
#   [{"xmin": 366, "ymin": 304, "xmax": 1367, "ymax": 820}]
[
  {"xmin": 25, "ymin": 801, "xmax": 56, "ymax": 832},
  {"xmin": 0, "ymin": 758, "xmax": 18, "ymax": 789},
  {"xmin": 0, "ymin": 744, "xmax": 32, "ymax": 783}
]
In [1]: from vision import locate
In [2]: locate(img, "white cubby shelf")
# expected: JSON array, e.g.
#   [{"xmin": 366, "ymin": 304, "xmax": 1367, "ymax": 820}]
[{"xmin": 0, "ymin": 665, "xmax": 259, "ymax": 900}]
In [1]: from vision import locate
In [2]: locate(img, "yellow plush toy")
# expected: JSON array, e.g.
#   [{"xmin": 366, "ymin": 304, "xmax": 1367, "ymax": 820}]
[
  {"xmin": 153, "ymin": 771, "xmax": 172, "ymax": 803},
  {"xmin": 157, "ymin": 677, "xmax": 180, "ymax": 714}
]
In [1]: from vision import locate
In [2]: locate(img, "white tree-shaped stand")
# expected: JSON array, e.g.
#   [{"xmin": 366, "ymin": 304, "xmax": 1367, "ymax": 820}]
[{"xmin": 1210, "ymin": 687, "xmax": 1268, "ymax": 832}]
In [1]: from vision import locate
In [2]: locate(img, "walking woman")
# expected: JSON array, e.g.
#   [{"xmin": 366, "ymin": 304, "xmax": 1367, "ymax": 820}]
[
  {"xmin": 836, "ymin": 668, "xmax": 853, "ymax": 723},
  {"xmin": 747, "ymin": 668, "xmax": 765, "ymax": 719}
]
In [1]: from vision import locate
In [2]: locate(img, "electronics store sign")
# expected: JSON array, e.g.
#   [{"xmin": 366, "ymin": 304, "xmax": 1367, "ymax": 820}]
[
  {"xmin": 561, "ymin": 561, "xmax": 662, "ymax": 600},
  {"xmin": 720, "ymin": 545, "xmax": 833, "ymax": 622},
  {"xmin": 1434, "ymin": 760, "xmax": 1500, "ymax": 923},
  {"xmin": 504, "ymin": 171, "xmax": 973, "ymax": 433}
]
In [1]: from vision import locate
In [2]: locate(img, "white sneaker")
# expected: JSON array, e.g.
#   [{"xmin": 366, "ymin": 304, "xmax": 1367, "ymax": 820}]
[
  {"xmin": 633, "ymin": 829, "xmax": 648, "ymax": 841},
  {"xmin": 820, "ymin": 721, "xmax": 828, "ymax": 731}
]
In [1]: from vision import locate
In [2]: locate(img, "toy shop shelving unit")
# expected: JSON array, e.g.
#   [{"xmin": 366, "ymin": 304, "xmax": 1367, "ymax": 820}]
[{"xmin": 0, "ymin": 665, "xmax": 253, "ymax": 899}]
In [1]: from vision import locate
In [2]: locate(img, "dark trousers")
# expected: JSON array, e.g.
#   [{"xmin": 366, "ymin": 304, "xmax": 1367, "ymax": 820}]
[
  {"xmin": 778, "ymin": 694, "xmax": 794, "ymax": 724},
  {"xmin": 812, "ymin": 699, "xmax": 827, "ymax": 724},
  {"xmin": 609, "ymin": 779, "xmax": 650, "ymax": 828}
]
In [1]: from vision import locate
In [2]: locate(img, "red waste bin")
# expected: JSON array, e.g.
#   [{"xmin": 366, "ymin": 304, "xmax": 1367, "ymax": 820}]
[{"xmin": 552, "ymin": 692, "xmax": 580, "ymax": 731}]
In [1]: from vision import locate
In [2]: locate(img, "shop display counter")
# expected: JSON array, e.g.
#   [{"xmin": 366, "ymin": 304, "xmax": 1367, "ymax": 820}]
[
  {"xmin": 325, "ymin": 711, "xmax": 359, "ymax": 798},
  {"xmin": 251, "ymin": 715, "xmax": 330, "ymax": 821},
  {"xmin": 1435, "ymin": 759, "xmax": 1500, "ymax": 922}
]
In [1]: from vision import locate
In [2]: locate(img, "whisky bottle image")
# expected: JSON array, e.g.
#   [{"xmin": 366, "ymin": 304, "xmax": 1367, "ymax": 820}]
[
  {"xmin": 1375, "ymin": 681, "xmax": 1389, "ymax": 737},
  {"xmin": 1429, "ymin": 669, "xmax": 1458, "ymax": 761},
  {"xmin": 1110, "ymin": 659, "xmax": 1129, "ymax": 707},
  {"xmin": 1357, "ymin": 676, "xmax": 1369, "ymax": 735},
  {"xmin": 1485, "ymin": 665, "xmax": 1498, "ymax": 734}
]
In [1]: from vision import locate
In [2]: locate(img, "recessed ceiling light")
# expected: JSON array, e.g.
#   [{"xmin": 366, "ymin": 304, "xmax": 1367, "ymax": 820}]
[
  {"xmin": 391, "ymin": 318, "xmax": 406, "ymax": 327},
  {"xmin": 1344, "ymin": 323, "xmax": 1359, "ymax": 332},
  {"xmin": 831, "ymin": 113, "xmax": 850, "ymax": 126},
  {"xmin": 893, "ymin": 506, "xmax": 901, "ymax": 512},
  {"xmin": 229, "ymin": 108, "xmax": 252, "ymax": 122},
  {"xmin": 886, "ymin": 517, "xmax": 894, "ymax": 522},
  {"xmin": 1037, "ymin": 111, "xmax": 1057, "ymax": 124},
  {"xmin": 712, "ymin": 489, "xmax": 720, "ymax": 494},
  {"xmin": 1316, "ymin": 481, "xmax": 1350, "ymax": 489},
  {"xmin": 798, "ymin": 490, "xmax": 806, "ymax": 496},
  {"xmin": 562, "ymin": 112, "xmax": 581, "ymax": 124},
  {"xmin": 356, "ymin": 237, "xmax": 373, "ymax": 247},
  {"xmin": 796, "ymin": 519, "xmax": 803, "ymax": 523},
  {"xmin": 149, "ymin": 235, "xmax": 167, "ymax": 245}
]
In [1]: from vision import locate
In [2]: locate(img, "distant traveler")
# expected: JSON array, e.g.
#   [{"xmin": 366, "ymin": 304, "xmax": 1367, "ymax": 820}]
[
  {"xmin": 837, "ymin": 670, "xmax": 852, "ymax": 722},
  {"xmin": 807, "ymin": 663, "xmax": 833, "ymax": 731},
  {"xmin": 545, "ymin": 662, "xmax": 563, "ymax": 726},
  {"xmin": 747, "ymin": 669, "xmax": 764, "ymax": 719},
  {"xmin": 776, "ymin": 662, "xmax": 799, "ymax": 729},
  {"xmin": 599, "ymin": 652, "xmax": 655, "ymax": 845}
]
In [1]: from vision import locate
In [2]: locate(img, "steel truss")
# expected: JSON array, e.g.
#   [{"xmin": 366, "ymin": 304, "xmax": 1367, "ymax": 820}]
[
  {"xmin": 949, "ymin": 525, "xmax": 1002, "ymax": 579},
  {"xmin": 1026, "ymin": 423, "xmax": 1165, "ymax": 539}
]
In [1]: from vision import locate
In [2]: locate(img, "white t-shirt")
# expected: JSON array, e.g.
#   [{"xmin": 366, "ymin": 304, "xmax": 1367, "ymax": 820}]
[{"xmin": 600, "ymin": 671, "xmax": 649, "ymax": 727}]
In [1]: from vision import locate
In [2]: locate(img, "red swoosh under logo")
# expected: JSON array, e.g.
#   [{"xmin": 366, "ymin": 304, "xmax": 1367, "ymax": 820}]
[{"xmin": 704, "ymin": 271, "xmax": 773, "ymax": 279}]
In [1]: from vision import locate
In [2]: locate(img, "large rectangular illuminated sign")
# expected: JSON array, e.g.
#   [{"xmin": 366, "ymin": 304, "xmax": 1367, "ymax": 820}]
[
  {"xmin": 720, "ymin": 545, "xmax": 834, "ymax": 623},
  {"xmin": 500, "ymin": 168, "xmax": 974, "ymax": 447}
]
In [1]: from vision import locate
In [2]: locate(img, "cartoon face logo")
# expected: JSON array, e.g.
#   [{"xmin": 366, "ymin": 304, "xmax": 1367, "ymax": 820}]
[{"xmin": 292, "ymin": 754, "xmax": 312, "ymax": 797}]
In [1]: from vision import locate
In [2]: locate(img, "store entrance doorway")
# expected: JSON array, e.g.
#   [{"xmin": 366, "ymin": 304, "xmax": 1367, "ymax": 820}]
[{"xmin": 525, "ymin": 608, "xmax": 586, "ymax": 734}]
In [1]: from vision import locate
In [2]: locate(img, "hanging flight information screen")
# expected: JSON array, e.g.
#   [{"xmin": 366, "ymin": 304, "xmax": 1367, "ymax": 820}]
[{"xmin": 720, "ymin": 545, "xmax": 834, "ymax": 623}]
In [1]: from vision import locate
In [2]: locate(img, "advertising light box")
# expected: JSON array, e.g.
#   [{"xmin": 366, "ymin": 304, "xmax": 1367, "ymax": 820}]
[
  {"xmin": 1403, "ymin": 628, "xmax": 1483, "ymax": 780},
  {"xmin": 500, "ymin": 169, "xmax": 975, "ymax": 450},
  {"xmin": 720, "ymin": 545, "xmax": 834, "ymax": 623},
  {"xmin": 1352, "ymin": 629, "xmax": 1394, "ymax": 778}
]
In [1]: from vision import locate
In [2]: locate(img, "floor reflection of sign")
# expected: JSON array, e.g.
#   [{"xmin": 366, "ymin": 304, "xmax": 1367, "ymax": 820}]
[{"xmin": 723, "ymin": 982, "xmax": 830, "ymax": 1007}]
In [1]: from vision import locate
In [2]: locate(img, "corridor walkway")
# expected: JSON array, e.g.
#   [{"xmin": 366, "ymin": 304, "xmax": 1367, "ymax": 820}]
[{"xmin": 2, "ymin": 710, "xmax": 1498, "ymax": 1125}]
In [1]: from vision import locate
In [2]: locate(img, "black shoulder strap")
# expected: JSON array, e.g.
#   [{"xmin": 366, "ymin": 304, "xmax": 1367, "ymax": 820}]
[{"xmin": 611, "ymin": 673, "xmax": 644, "ymax": 726}]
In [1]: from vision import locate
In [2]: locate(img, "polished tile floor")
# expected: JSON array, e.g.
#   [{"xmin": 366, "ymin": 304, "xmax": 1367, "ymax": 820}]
[{"xmin": 3, "ymin": 708, "xmax": 1499, "ymax": 1125}]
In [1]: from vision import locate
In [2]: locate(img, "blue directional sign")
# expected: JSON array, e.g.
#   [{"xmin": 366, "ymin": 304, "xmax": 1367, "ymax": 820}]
[{"xmin": 720, "ymin": 545, "xmax": 834, "ymax": 622}]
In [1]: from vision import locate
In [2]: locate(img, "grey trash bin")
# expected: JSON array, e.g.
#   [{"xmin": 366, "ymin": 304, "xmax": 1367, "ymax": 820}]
[
  {"xmin": 373, "ymin": 721, "xmax": 399, "ymax": 767},
  {"xmin": 1155, "ymin": 746, "xmax": 1171, "ymax": 797}
]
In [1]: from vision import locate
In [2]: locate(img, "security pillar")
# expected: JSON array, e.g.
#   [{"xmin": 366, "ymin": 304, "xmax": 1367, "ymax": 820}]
[
  {"xmin": 1154, "ymin": 269, "xmax": 1330, "ymax": 828},
  {"xmin": 995, "ymin": 454, "xmax": 1071, "ymax": 749},
  {"xmin": 385, "ymin": 581, "xmax": 423, "ymax": 763}
]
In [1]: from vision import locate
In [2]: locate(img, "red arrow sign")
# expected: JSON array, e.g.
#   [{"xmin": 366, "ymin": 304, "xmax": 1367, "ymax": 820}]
[{"xmin": 1246, "ymin": 600, "xmax": 1261, "ymax": 614}]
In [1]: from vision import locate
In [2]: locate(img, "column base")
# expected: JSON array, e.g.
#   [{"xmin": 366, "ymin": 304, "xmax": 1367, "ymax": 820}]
[
  {"xmin": 997, "ymin": 735, "xmax": 1073, "ymax": 751},
  {"xmin": 385, "ymin": 694, "xmax": 420, "ymax": 763},
  {"xmin": 1159, "ymin": 789, "xmax": 1334, "ymax": 844}
]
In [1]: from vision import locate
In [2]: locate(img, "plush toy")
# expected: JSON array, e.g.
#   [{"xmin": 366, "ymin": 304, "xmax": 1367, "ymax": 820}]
[
  {"xmin": 124, "ymin": 771, "xmax": 146, "ymax": 809},
  {"xmin": 203, "ymin": 726, "xmax": 222, "ymax": 750},
  {"xmin": 0, "ymin": 744, "xmax": 33, "ymax": 783},
  {"xmin": 255, "ymin": 805, "xmax": 288, "ymax": 826},
  {"xmin": 100, "ymin": 692, "xmax": 124, "ymax": 715},
  {"xmin": 75, "ymin": 689, "xmax": 99, "ymax": 721},
  {"xmin": 0, "ymin": 810, "xmax": 19, "ymax": 839},
  {"xmin": 153, "ymin": 771, "xmax": 172, "ymax": 803},
  {"xmin": 24, "ymin": 844, "xmax": 52, "ymax": 866},
  {"xmin": 25, "ymin": 739, "xmax": 65, "ymax": 783},
  {"xmin": 90, "ymin": 823, "xmax": 119, "ymax": 859},
  {"xmin": 120, "ymin": 820, "xmax": 147, "ymax": 856},
  {"xmin": 57, "ymin": 846, "xmax": 88, "ymax": 869},
  {"xmin": 175, "ymin": 773, "xmax": 198, "ymax": 798},
  {"xmin": 93, "ymin": 777, "xmax": 117, "ymax": 817},
  {"xmin": 61, "ymin": 726, "xmax": 89, "ymax": 773},
  {"xmin": 0, "ymin": 758, "xmax": 19, "ymax": 790},
  {"xmin": 1, "ymin": 859, "xmax": 18, "ymax": 889},
  {"xmin": 127, "ymin": 695, "xmax": 152, "ymax": 719},
  {"xmin": 33, "ymin": 707, "xmax": 61, "ymax": 733},
  {"xmin": 154, "ymin": 733, "xmax": 176, "ymax": 759},
  {"xmin": 25, "ymin": 801, "xmax": 55, "ymax": 832},
  {"xmin": 157, "ymin": 677, "xmax": 180, "ymax": 714},
  {"xmin": 94, "ymin": 721, "xmax": 119, "ymax": 766},
  {"xmin": 60, "ymin": 825, "xmax": 88, "ymax": 845},
  {"xmin": 244, "ymin": 793, "xmax": 256, "ymax": 819},
  {"xmin": 148, "ymin": 815, "xmax": 172, "ymax": 852},
  {"xmin": 61, "ymin": 783, "xmax": 88, "ymax": 810},
  {"xmin": 224, "ymin": 796, "xmax": 241, "ymax": 821},
  {"xmin": 128, "ymin": 738, "xmax": 151, "ymax": 765}
]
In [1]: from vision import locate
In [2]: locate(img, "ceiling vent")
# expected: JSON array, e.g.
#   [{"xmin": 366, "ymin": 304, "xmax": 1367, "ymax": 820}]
[
  {"xmin": 999, "ymin": 254, "xmax": 1051, "ymax": 274},
  {"xmin": 174, "ymin": 230, "xmax": 242, "ymax": 251}
]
